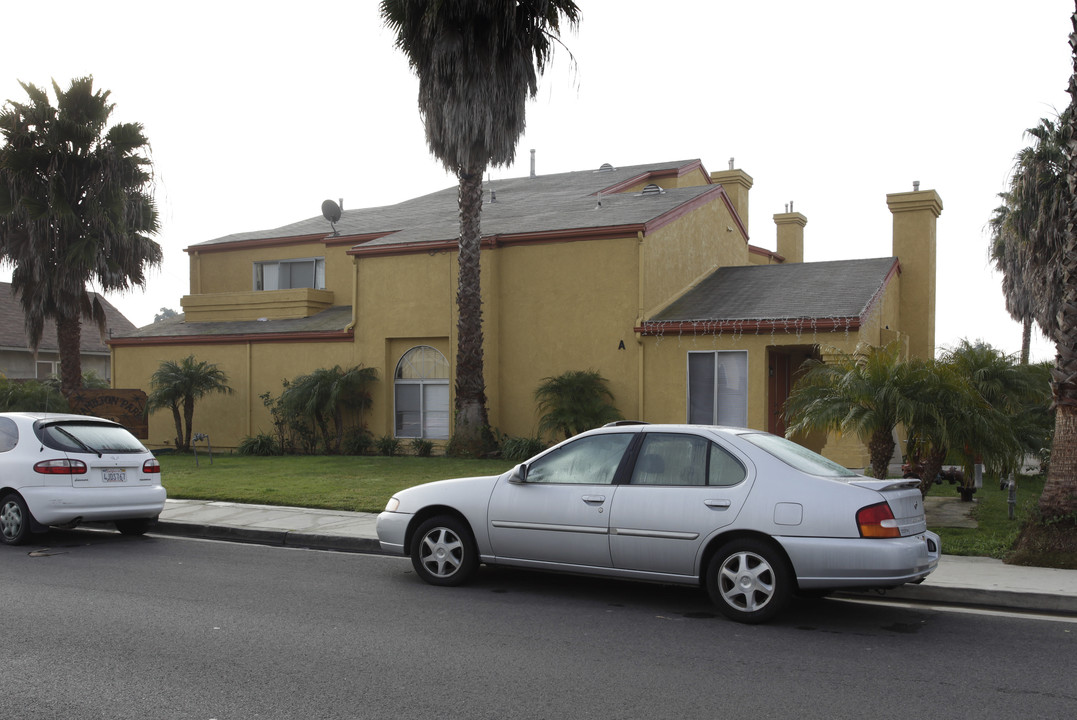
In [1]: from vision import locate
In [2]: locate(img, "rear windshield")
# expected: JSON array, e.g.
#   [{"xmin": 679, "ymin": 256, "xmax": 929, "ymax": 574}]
[
  {"xmin": 740, "ymin": 432, "xmax": 857, "ymax": 478},
  {"xmin": 37, "ymin": 422, "xmax": 147, "ymax": 454}
]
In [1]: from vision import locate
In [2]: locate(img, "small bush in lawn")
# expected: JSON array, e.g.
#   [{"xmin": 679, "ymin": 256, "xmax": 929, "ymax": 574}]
[
  {"xmin": 342, "ymin": 427, "xmax": 374, "ymax": 455},
  {"xmin": 501, "ymin": 435, "xmax": 546, "ymax": 461},
  {"xmin": 377, "ymin": 435, "xmax": 400, "ymax": 457},
  {"xmin": 237, "ymin": 433, "xmax": 280, "ymax": 456},
  {"xmin": 410, "ymin": 438, "xmax": 434, "ymax": 457}
]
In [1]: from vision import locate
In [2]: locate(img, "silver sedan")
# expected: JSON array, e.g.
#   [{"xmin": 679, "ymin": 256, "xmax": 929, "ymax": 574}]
[{"xmin": 377, "ymin": 423, "xmax": 940, "ymax": 623}]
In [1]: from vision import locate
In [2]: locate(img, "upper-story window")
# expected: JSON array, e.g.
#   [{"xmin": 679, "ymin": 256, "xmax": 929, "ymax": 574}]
[{"xmin": 253, "ymin": 258, "xmax": 326, "ymax": 291}]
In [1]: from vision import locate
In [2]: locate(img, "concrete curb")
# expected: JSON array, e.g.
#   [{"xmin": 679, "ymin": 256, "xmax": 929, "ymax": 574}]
[
  {"xmin": 841, "ymin": 584, "xmax": 1077, "ymax": 616},
  {"xmin": 153, "ymin": 521, "xmax": 384, "ymax": 555}
]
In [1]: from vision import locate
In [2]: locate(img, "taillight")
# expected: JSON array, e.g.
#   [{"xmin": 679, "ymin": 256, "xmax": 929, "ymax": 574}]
[
  {"xmin": 143, "ymin": 458, "xmax": 161, "ymax": 474},
  {"xmin": 34, "ymin": 459, "xmax": 88, "ymax": 475},
  {"xmin": 857, "ymin": 502, "xmax": 900, "ymax": 538}
]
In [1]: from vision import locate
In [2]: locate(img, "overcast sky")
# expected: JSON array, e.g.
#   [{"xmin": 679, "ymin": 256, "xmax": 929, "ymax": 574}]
[{"xmin": 2, "ymin": 0, "xmax": 1072, "ymax": 362}]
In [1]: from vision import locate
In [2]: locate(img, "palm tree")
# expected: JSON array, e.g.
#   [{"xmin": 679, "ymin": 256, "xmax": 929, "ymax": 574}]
[
  {"xmin": 147, "ymin": 356, "xmax": 233, "ymax": 451},
  {"xmin": 381, "ymin": 0, "xmax": 580, "ymax": 454},
  {"xmin": 989, "ymin": 192, "xmax": 1042, "ymax": 365},
  {"xmin": 784, "ymin": 343, "xmax": 927, "ymax": 479},
  {"xmin": 0, "ymin": 77, "xmax": 162, "ymax": 398},
  {"xmin": 280, "ymin": 365, "xmax": 378, "ymax": 453},
  {"xmin": 535, "ymin": 369, "xmax": 622, "ymax": 441}
]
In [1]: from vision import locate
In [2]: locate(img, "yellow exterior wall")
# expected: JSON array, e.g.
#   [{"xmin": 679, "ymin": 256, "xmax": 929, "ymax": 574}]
[{"xmin": 189, "ymin": 243, "xmax": 353, "ymax": 298}]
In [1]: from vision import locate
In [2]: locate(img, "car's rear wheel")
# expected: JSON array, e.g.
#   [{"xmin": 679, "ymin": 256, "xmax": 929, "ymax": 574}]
[
  {"xmin": 706, "ymin": 538, "xmax": 792, "ymax": 624},
  {"xmin": 116, "ymin": 518, "xmax": 155, "ymax": 536},
  {"xmin": 1, "ymin": 492, "xmax": 31, "ymax": 546},
  {"xmin": 410, "ymin": 515, "xmax": 477, "ymax": 587}
]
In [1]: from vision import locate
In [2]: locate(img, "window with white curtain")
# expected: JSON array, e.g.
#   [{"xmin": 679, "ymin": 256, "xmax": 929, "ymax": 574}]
[
  {"xmin": 253, "ymin": 258, "xmax": 325, "ymax": 291},
  {"xmin": 687, "ymin": 351, "xmax": 748, "ymax": 427},
  {"xmin": 394, "ymin": 346, "xmax": 450, "ymax": 439}
]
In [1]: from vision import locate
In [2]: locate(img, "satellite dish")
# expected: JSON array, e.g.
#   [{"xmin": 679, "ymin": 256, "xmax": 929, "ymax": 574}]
[{"xmin": 321, "ymin": 199, "xmax": 341, "ymax": 235}]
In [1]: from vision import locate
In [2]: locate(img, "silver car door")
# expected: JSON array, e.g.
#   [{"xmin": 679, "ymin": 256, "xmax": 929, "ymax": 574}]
[
  {"xmin": 609, "ymin": 432, "xmax": 754, "ymax": 576},
  {"xmin": 488, "ymin": 432, "xmax": 635, "ymax": 568}
]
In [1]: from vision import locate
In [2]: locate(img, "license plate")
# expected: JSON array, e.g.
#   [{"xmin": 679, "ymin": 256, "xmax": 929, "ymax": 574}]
[{"xmin": 103, "ymin": 469, "xmax": 127, "ymax": 483}]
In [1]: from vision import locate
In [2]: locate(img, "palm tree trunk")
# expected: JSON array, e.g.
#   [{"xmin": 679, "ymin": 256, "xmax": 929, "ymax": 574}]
[
  {"xmin": 868, "ymin": 428, "xmax": 895, "ymax": 480},
  {"xmin": 182, "ymin": 396, "xmax": 195, "ymax": 452},
  {"xmin": 1021, "ymin": 316, "xmax": 1032, "ymax": 365},
  {"xmin": 454, "ymin": 168, "xmax": 490, "ymax": 451},
  {"xmin": 1041, "ymin": 9, "xmax": 1077, "ymax": 519},
  {"xmin": 55, "ymin": 314, "xmax": 83, "ymax": 399},
  {"xmin": 170, "ymin": 402, "xmax": 183, "ymax": 451}
]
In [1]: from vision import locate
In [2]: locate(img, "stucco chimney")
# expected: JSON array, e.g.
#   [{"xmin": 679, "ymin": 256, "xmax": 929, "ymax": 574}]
[
  {"xmin": 773, "ymin": 210, "xmax": 807, "ymax": 263},
  {"xmin": 710, "ymin": 167, "xmax": 753, "ymax": 234},
  {"xmin": 887, "ymin": 188, "xmax": 943, "ymax": 361}
]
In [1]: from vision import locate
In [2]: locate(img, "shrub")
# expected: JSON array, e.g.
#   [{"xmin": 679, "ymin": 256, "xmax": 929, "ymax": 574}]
[
  {"xmin": 410, "ymin": 438, "xmax": 434, "ymax": 457},
  {"xmin": 342, "ymin": 427, "xmax": 375, "ymax": 455},
  {"xmin": 376, "ymin": 435, "xmax": 400, "ymax": 457},
  {"xmin": 501, "ymin": 435, "xmax": 546, "ymax": 461},
  {"xmin": 237, "ymin": 433, "xmax": 280, "ymax": 456}
]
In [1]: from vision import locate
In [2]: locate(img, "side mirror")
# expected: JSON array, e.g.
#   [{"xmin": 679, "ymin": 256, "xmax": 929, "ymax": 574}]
[{"xmin": 509, "ymin": 463, "xmax": 527, "ymax": 483}]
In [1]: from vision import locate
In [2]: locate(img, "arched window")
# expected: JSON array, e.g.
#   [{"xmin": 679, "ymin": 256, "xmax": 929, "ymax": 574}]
[{"xmin": 394, "ymin": 346, "xmax": 450, "ymax": 439}]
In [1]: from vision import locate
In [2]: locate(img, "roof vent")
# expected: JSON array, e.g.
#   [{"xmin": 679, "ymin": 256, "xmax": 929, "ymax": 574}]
[
  {"xmin": 594, "ymin": 162, "xmax": 616, "ymax": 173},
  {"xmin": 641, "ymin": 183, "xmax": 665, "ymax": 195}
]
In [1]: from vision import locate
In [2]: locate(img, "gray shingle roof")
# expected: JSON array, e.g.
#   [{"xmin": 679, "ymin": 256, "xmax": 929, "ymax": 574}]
[
  {"xmin": 648, "ymin": 257, "xmax": 899, "ymax": 324},
  {"xmin": 114, "ymin": 305, "xmax": 353, "ymax": 340},
  {"xmin": 192, "ymin": 159, "xmax": 716, "ymax": 249},
  {"xmin": 0, "ymin": 282, "xmax": 137, "ymax": 352}
]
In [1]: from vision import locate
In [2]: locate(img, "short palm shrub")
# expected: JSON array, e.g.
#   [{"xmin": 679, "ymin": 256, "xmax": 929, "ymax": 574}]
[
  {"xmin": 410, "ymin": 438, "xmax": 434, "ymax": 457},
  {"xmin": 501, "ymin": 435, "xmax": 546, "ymax": 461},
  {"xmin": 237, "ymin": 433, "xmax": 280, "ymax": 456},
  {"xmin": 342, "ymin": 427, "xmax": 374, "ymax": 455},
  {"xmin": 535, "ymin": 370, "xmax": 622, "ymax": 441},
  {"xmin": 376, "ymin": 435, "xmax": 401, "ymax": 456}
]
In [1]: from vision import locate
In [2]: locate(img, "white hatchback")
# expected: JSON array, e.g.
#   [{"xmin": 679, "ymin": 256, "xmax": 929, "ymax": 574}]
[{"xmin": 0, "ymin": 412, "xmax": 166, "ymax": 545}]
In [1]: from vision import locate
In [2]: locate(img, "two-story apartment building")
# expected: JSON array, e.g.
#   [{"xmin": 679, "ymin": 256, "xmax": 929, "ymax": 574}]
[{"xmin": 110, "ymin": 158, "xmax": 942, "ymax": 467}]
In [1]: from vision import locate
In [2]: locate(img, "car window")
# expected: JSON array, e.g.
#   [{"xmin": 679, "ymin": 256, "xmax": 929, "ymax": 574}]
[
  {"xmin": 0, "ymin": 417, "xmax": 17, "ymax": 453},
  {"xmin": 708, "ymin": 442, "xmax": 747, "ymax": 486},
  {"xmin": 38, "ymin": 422, "xmax": 148, "ymax": 454},
  {"xmin": 526, "ymin": 433, "xmax": 633, "ymax": 485},
  {"xmin": 630, "ymin": 433, "xmax": 708, "ymax": 485},
  {"xmin": 740, "ymin": 432, "xmax": 857, "ymax": 477}
]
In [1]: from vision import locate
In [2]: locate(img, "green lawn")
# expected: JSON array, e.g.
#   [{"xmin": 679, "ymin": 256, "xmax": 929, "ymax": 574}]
[
  {"xmin": 160, "ymin": 453, "xmax": 1047, "ymax": 560},
  {"xmin": 931, "ymin": 474, "xmax": 1045, "ymax": 559},
  {"xmin": 159, "ymin": 453, "xmax": 516, "ymax": 514}
]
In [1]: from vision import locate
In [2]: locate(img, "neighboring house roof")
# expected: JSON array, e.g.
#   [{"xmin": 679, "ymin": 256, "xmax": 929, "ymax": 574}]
[
  {"xmin": 189, "ymin": 159, "xmax": 736, "ymax": 251},
  {"xmin": 0, "ymin": 282, "xmax": 137, "ymax": 353},
  {"xmin": 113, "ymin": 306, "xmax": 354, "ymax": 344},
  {"xmin": 642, "ymin": 257, "xmax": 900, "ymax": 333}
]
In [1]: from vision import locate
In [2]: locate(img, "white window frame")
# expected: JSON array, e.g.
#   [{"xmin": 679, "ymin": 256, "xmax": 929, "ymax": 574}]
[
  {"xmin": 253, "ymin": 257, "xmax": 326, "ymax": 291},
  {"xmin": 686, "ymin": 350, "xmax": 748, "ymax": 427},
  {"xmin": 394, "ymin": 346, "xmax": 450, "ymax": 439}
]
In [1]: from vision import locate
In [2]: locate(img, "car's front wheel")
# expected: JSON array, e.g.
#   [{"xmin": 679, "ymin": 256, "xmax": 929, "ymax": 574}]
[
  {"xmin": 410, "ymin": 515, "xmax": 478, "ymax": 587},
  {"xmin": 706, "ymin": 538, "xmax": 792, "ymax": 624},
  {"xmin": 0, "ymin": 492, "xmax": 31, "ymax": 546}
]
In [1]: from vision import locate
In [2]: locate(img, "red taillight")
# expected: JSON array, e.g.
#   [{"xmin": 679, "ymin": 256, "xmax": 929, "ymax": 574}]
[
  {"xmin": 143, "ymin": 458, "xmax": 161, "ymax": 474},
  {"xmin": 857, "ymin": 502, "xmax": 900, "ymax": 538},
  {"xmin": 34, "ymin": 459, "xmax": 88, "ymax": 475}
]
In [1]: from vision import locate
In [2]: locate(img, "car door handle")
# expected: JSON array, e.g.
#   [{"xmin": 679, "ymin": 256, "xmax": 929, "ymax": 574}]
[
  {"xmin": 582, "ymin": 495, "xmax": 606, "ymax": 504},
  {"xmin": 704, "ymin": 499, "xmax": 732, "ymax": 509}
]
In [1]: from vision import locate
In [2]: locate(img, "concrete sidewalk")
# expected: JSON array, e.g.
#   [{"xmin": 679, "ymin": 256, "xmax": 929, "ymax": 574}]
[{"xmin": 154, "ymin": 498, "xmax": 1077, "ymax": 617}]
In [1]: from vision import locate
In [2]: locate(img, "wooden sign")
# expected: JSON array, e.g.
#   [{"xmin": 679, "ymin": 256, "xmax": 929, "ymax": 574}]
[{"xmin": 68, "ymin": 389, "xmax": 149, "ymax": 439}]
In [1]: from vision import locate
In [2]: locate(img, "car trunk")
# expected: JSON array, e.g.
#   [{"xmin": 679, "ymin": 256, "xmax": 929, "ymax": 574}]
[
  {"xmin": 73, "ymin": 453, "xmax": 147, "ymax": 488},
  {"xmin": 848, "ymin": 478, "xmax": 928, "ymax": 536}
]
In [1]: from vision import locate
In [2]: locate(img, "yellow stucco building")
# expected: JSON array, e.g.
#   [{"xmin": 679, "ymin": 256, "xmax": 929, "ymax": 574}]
[{"xmin": 110, "ymin": 158, "xmax": 942, "ymax": 467}]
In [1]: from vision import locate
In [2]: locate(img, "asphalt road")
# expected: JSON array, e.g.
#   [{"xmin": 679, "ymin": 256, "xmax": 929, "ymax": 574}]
[{"xmin": 3, "ymin": 530, "xmax": 1075, "ymax": 719}]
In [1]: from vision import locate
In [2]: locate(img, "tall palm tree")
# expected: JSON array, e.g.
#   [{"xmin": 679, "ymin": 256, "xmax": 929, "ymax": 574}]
[
  {"xmin": 535, "ymin": 369, "xmax": 622, "ymax": 441},
  {"xmin": 784, "ymin": 342, "xmax": 926, "ymax": 479},
  {"xmin": 281, "ymin": 365, "xmax": 378, "ymax": 453},
  {"xmin": 147, "ymin": 356, "xmax": 233, "ymax": 452},
  {"xmin": 0, "ymin": 77, "xmax": 162, "ymax": 398},
  {"xmin": 989, "ymin": 192, "xmax": 1042, "ymax": 364},
  {"xmin": 381, "ymin": 0, "xmax": 580, "ymax": 453}
]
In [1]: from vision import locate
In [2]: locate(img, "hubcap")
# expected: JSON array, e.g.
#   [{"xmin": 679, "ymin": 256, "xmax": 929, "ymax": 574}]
[
  {"xmin": 1, "ymin": 500, "xmax": 23, "ymax": 540},
  {"xmin": 718, "ymin": 551, "xmax": 775, "ymax": 612},
  {"xmin": 419, "ymin": 527, "xmax": 463, "ymax": 578}
]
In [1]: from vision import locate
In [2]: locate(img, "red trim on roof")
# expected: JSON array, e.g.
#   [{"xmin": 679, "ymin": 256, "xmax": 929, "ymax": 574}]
[
  {"xmin": 346, "ymin": 224, "xmax": 647, "ymax": 257},
  {"xmin": 749, "ymin": 245, "xmax": 785, "ymax": 262},
  {"xmin": 635, "ymin": 317, "xmax": 864, "ymax": 336},
  {"xmin": 594, "ymin": 160, "xmax": 710, "ymax": 195},
  {"xmin": 185, "ymin": 234, "xmax": 330, "ymax": 255},
  {"xmin": 108, "ymin": 330, "xmax": 354, "ymax": 347},
  {"xmin": 326, "ymin": 231, "xmax": 396, "ymax": 247}
]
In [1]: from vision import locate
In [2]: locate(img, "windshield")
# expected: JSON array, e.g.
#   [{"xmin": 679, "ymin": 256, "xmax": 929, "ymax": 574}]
[
  {"xmin": 740, "ymin": 433, "xmax": 857, "ymax": 478},
  {"xmin": 38, "ymin": 422, "xmax": 147, "ymax": 454}
]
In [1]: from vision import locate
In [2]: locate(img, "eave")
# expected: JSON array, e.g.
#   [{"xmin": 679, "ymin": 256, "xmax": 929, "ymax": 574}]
[{"xmin": 108, "ymin": 330, "xmax": 354, "ymax": 347}]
